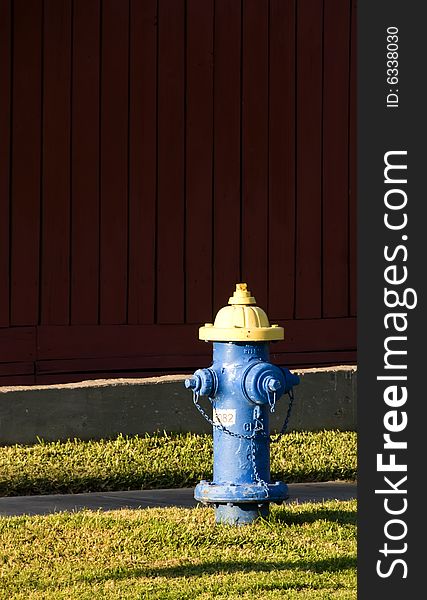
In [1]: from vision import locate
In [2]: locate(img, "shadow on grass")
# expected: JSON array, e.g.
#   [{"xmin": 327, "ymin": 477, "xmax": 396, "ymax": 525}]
[{"xmin": 79, "ymin": 556, "xmax": 356, "ymax": 585}]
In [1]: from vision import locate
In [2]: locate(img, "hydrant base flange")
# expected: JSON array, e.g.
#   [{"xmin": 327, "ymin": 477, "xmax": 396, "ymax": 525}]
[{"xmin": 194, "ymin": 480, "xmax": 289, "ymax": 504}]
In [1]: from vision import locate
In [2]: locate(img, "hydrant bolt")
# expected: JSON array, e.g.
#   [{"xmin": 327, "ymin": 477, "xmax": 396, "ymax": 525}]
[
  {"xmin": 266, "ymin": 377, "xmax": 281, "ymax": 392},
  {"xmin": 184, "ymin": 377, "xmax": 198, "ymax": 391},
  {"xmin": 185, "ymin": 368, "xmax": 217, "ymax": 397}
]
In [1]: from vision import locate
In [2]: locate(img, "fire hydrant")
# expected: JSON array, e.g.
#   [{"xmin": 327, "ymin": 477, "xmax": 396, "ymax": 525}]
[{"xmin": 185, "ymin": 283, "xmax": 299, "ymax": 525}]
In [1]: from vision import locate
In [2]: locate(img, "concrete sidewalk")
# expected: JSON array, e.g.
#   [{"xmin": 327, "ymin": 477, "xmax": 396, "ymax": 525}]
[{"xmin": 0, "ymin": 481, "xmax": 356, "ymax": 517}]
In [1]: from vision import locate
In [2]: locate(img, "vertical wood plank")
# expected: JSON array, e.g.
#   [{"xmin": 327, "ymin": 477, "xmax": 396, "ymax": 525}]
[
  {"xmin": 10, "ymin": 0, "xmax": 42, "ymax": 326},
  {"xmin": 241, "ymin": 0, "xmax": 269, "ymax": 310},
  {"xmin": 157, "ymin": 0, "xmax": 185, "ymax": 323},
  {"xmin": 185, "ymin": 0, "xmax": 214, "ymax": 323},
  {"xmin": 349, "ymin": 0, "xmax": 357, "ymax": 316},
  {"xmin": 41, "ymin": 0, "xmax": 72, "ymax": 324},
  {"xmin": 71, "ymin": 0, "xmax": 100, "ymax": 325},
  {"xmin": 0, "ymin": 0, "xmax": 11, "ymax": 326},
  {"xmin": 322, "ymin": 0, "xmax": 350, "ymax": 317},
  {"xmin": 212, "ymin": 0, "xmax": 241, "ymax": 311},
  {"xmin": 295, "ymin": 0, "xmax": 323, "ymax": 319},
  {"xmin": 268, "ymin": 0, "xmax": 296, "ymax": 320},
  {"xmin": 128, "ymin": 0, "xmax": 157, "ymax": 324},
  {"xmin": 99, "ymin": 0, "xmax": 129, "ymax": 324}
]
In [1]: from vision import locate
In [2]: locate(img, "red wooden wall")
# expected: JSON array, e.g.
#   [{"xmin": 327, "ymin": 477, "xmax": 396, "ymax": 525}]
[{"xmin": 0, "ymin": 0, "xmax": 356, "ymax": 385}]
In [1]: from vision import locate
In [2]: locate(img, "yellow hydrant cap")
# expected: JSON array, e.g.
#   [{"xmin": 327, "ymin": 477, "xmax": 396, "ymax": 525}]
[{"xmin": 199, "ymin": 283, "xmax": 284, "ymax": 342}]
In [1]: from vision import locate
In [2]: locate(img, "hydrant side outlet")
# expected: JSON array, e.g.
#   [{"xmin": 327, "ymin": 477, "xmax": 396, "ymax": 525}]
[{"xmin": 185, "ymin": 283, "xmax": 300, "ymax": 526}]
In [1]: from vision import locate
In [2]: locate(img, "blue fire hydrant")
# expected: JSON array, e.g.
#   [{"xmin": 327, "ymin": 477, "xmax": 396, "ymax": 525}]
[{"xmin": 185, "ymin": 283, "xmax": 299, "ymax": 525}]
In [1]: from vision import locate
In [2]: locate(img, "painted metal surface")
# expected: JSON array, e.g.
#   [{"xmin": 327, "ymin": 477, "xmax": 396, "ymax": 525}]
[
  {"xmin": 188, "ymin": 340, "xmax": 299, "ymax": 525},
  {"xmin": 186, "ymin": 285, "xmax": 300, "ymax": 525},
  {"xmin": 199, "ymin": 283, "xmax": 284, "ymax": 342}
]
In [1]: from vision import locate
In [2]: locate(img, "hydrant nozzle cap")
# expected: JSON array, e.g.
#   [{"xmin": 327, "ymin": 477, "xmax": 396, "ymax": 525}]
[
  {"xmin": 199, "ymin": 282, "xmax": 284, "ymax": 342},
  {"xmin": 228, "ymin": 283, "xmax": 256, "ymax": 305}
]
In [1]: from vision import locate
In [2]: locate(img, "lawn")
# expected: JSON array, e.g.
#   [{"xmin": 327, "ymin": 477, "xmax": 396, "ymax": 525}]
[
  {"xmin": 0, "ymin": 430, "xmax": 356, "ymax": 496},
  {"xmin": 0, "ymin": 500, "xmax": 357, "ymax": 599}
]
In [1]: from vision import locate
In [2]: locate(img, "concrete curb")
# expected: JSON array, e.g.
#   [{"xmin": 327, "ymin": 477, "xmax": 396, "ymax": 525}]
[
  {"xmin": 0, "ymin": 366, "xmax": 357, "ymax": 445},
  {"xmin": 0, "ymin": 481, "xmax": 357, "ymax": 516}
]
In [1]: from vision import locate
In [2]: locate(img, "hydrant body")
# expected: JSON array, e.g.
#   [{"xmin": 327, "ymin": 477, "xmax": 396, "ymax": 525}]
[{"xmin": 185, "ymin": 284, "xmax": 299, "ymax": 525}]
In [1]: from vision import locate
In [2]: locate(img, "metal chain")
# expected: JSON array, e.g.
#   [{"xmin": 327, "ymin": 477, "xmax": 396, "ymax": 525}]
[
  {"xmin": 270, "ymin": 388, "xmax": 295, "ymax": 444},
  {"xmin": 249, "ymin": 436, "xmax": 269, "ymax": 495},
  {"xmin": 192, "ymin": 391, "xmax": 269, "ymax": 493},
  {"xmin": 192, "ymin": 388, "xmax": 296, "ymax": 495},
  {"xmin": 192, "ymin": 389, "xmax": 294, "ymax": 442},
  {"xmin": 267, "ymin": 390, "xmax": 277, "ymax": 413},
  {"xmin": 192, "ymin": 391, "xmax": 263, "ymax": 440}
]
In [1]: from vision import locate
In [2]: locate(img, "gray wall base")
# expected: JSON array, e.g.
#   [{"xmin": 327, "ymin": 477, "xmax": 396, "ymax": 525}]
[{"xmin": 0, "ymin": 366, "xmax": 357, "ymax": 445}]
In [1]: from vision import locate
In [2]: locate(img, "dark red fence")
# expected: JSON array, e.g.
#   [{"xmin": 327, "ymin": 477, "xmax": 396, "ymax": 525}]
[{"xmin": 0, "ymin": 0, "xmax": 356, "ymax": 385}]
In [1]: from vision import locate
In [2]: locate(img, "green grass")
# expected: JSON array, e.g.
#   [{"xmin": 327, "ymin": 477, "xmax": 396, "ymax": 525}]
[
  {"xmin": 0, "ymin": 431, "xmax": 356, "ymax": 496},
  {"xmin": 0, "ymin": 500, "xmax": 357, "ymax": 599}
]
